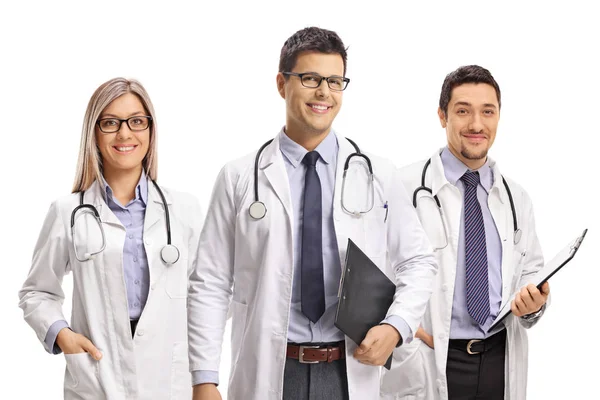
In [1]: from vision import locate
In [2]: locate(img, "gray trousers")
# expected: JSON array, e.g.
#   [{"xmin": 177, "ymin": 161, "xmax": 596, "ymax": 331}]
[{"xmin": 282, "ymin": 357, "xmax": 350, "ymax": 400}]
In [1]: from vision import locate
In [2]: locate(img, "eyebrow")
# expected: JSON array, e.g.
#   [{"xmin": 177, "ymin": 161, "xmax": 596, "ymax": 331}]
[
  {"xmin": 298, "ymin": 71, "xmax": 343, "ymax": 77},
  {"xmin": 100, "ymin": 111, "xmax": 146, "ymax": 119},
  {"xmin": 453, "ymin": 101, "xmax": 497, "ymax": 109}
]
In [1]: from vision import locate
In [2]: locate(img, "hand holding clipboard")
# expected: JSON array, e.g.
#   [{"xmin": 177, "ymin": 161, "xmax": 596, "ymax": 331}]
[{"xmin": 488, "ymin": 229, "xmax": 587, "ymax": 332}]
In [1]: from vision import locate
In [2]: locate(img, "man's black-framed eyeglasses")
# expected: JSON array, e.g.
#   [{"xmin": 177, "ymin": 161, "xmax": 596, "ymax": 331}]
[
  {"xmin": 96, "ymin": 116, "xmax": 153, "ymax": 133},
  {"xmin": 282, "ymin": 72, "xmax": 350, "ymax": 91}
]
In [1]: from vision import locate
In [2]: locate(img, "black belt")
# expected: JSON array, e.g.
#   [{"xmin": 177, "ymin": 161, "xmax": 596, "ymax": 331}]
[{"xmin": 448, "ymin": 329, "xmax": 506, "ymax": 355}]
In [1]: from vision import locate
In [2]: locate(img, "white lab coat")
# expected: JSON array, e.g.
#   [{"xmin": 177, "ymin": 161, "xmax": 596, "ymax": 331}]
[
  {"xmin": 187, "ymin": 134, "xmax": 437, "ymax": 400},
  {"xmin": 380, "ymin": 150, "xmax": 546, "ymax": 400},
  {"xmin": 19, "ymin": 180, "xmax": 203, "ymax": 400}
]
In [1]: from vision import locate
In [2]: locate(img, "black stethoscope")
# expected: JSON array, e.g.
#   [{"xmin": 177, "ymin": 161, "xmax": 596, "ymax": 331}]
[
  {"xmin": 413, "ymin": 158, "xmax": 521, "ymax": 248},
  {"xmin": 248, "ymin": 137, "xmax": 374, "ymax": 219},
  {"xmin": 70, "ymin": 179, "xmax": 180, "ymax": 265}
]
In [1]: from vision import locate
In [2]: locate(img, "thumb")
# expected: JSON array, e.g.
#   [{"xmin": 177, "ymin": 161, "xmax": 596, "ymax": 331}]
[
  {"xmin": 540, "ymin": 281, "xmax": 550, "ymax": 295},
  {"xmin": 81, "ymin": 337, "xmax": 102, "ymax": 360},
  {"xmin": 357, "ymin": 330, "xmax": 376, "ymax": 354}
]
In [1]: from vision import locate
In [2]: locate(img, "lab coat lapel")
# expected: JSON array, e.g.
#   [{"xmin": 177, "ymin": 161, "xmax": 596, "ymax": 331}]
[
  {"xmin": 260, "ymin": 135, "xmax": 293, "ymax": 219},
  {"xmin": 333, "ymin": 136, "xmax": 363, "ymax": 264},
  {"xmin": 487, "ymin": 159, "xmax": 515, "ymax": 307},
  {"xmin": 87, "ymin": 180, "xmax": 122, "ymax": 228},
  {"xmin": 145, "ymin": 180, "xmax": 172, "ymax": 236}
]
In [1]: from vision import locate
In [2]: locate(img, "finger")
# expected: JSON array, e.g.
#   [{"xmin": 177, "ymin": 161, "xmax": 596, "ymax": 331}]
[
  {"xmin": 513, "ymin": 294, "xmax": 526, "ymax": 316},
  {"xmin": 519, "ymin": 287, "xmax": 535, "ymax": 310},
  {"xmin": 540, "ymin": 281, "xmax": 550, "ymax": 296},
  {"xmin": 526, "ymin": 286, "xmax": 546, "ymax": 307},
  {"xmin": 81, "ymin": 337, "xmax": 102, "ymax": 360},
  {"xmin": 510, "ymin": 300, "xmax": 519, "ymax": 316}
]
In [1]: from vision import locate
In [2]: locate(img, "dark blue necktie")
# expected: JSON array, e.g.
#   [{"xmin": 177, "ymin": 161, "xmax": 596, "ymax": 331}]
[
  {"xmin": 461, "ymin": 171, "xmax": 490, "ymax": 326},
  {"xmin": 301, "ymin": 151, "xmax": 325, "ymax": 323}
]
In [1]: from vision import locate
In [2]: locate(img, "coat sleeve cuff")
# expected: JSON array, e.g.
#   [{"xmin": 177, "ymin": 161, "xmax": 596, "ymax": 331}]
[{"xmin": 44, "ymin": 320, "xmax": 69, "ymax": 355}]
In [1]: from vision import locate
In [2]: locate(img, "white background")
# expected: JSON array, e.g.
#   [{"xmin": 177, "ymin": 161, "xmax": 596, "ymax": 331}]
[{"xmin": 1, "ymin": 1, "xmax": 598, "ymax": 398}]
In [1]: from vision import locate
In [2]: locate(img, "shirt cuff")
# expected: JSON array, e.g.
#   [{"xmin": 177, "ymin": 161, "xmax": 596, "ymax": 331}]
[
  {"xmin": 381, "ymin": 315, "xmax": 412, "ymax": 346},
  {"xmin": 192, "ymin": 370, "xmax": 219, "ymax": 386},
  {"xmin": 44, "ymin": 320, "xmax": 70, "ymax": 355}
]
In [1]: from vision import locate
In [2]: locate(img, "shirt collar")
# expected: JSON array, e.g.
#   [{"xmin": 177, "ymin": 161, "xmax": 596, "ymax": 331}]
[
  {"xmin": 102, "ymin": 169, "xmax": 148, "ymax": 206},
  {"xmin": 440, "ymin": 147, "xmax": 493, "ymax": 192},
  {"xmin": 278, "ymin": 127, "xmax": 338, "ymax": 168}
]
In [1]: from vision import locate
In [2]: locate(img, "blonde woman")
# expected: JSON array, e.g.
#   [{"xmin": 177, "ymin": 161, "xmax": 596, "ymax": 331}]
[{"xmin": 19, "ymin": 78, "xmax": 202, "ymax": 399}]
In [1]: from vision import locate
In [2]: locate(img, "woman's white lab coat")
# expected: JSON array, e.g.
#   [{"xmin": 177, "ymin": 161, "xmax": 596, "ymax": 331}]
[
  {"xmin": 19, "ymin": 181, "xmax": 203, "ymax": 399},
  {"xmin": 380, "ymin": 150, "xmax": 546, "ymax": 400}
]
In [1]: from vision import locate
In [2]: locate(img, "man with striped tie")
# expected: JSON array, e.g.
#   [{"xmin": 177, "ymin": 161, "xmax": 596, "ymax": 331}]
[{"xmin": 380, "ymin": 65, "xmax": 550, "ymax": 400}]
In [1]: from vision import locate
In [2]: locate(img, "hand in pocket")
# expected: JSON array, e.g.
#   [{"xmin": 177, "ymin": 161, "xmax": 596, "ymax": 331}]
[{"xmin": 57, "ymin": 327, "xmax": 102, "ymax": 360}]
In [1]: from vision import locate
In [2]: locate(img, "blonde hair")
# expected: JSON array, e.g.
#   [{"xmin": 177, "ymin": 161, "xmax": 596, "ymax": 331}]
[{"xmin": 72, "ymin": 78, "xmax": 158, "ymax": 193}]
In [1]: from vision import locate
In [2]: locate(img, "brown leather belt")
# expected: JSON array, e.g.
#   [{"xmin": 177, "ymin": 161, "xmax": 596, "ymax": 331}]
[{"xmin": 286, "ymin": 342, "xmax": 346, "ymax": 364}]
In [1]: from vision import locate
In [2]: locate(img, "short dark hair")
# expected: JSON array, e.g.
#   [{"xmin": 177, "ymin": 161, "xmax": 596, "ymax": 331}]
[
  {"xmin": 439, "ymin": 65, "xmax": 501, "ymax": 117},
  {"xmin": 279, "ymin": 27, "xmax": 348, "ymax": 76}
]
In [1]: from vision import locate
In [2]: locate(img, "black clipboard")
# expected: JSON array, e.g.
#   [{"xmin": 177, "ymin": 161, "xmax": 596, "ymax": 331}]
[
  {"xmin": 488, "ymin": 228, "xmax": 588, "ymax": 332},
  {"xmin": 334, "ymin": 239, "xmax": 395, "ymax": 370}
]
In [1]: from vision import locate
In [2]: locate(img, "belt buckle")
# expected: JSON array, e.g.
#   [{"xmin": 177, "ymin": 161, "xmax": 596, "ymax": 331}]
[
  {"xmin": 298, "ymin": 345, "xmax": 320, "ymax": 364},
  {"xmin": 467, "ymin": 339, "xmax": 482, "ymax": 355}
]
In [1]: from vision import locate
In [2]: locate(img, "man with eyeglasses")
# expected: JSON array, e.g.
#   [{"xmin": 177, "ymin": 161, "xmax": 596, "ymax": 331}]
[{"xmin": 188, "ymin": 27, "xmax": 437, "ymax": 400}]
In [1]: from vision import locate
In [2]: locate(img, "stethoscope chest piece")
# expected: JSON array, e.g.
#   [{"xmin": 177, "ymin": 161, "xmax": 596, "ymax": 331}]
[
  {"xmin": 514, "ymin": 229, "xmax": 522, "ymax": 245},
  {"xmin": 161, "ymin": 244, "xmax": 180, "ymax": 265},
  {"xmin": 249, "ymin": 201, "xmax": 267, "ymax": 220}
]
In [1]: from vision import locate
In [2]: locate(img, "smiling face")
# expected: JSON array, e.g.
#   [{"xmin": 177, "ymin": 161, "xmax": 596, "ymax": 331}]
[
  {"xmin": 95, "ymin": 92, "xmax": 150, "ymax": 176},
  {"xmin": 439, "ymin": 83, "xmax": 500, "ymax": 169},
  {"xmin": 277, "ymin": 51, "xmax": 344, "ymax": 141}
]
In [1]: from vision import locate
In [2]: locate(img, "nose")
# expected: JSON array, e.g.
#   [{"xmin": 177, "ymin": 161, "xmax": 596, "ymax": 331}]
[
  {"xmin": 116, "ymin": 122, "xmax": 133, "ymax": 140},
  {"xmin": 315, "ymin": 78, "xmax": 331, "ymax": 98},
  {"xmin": 468, "ymin": 112, "xmax": 484, "ymax": 132}
]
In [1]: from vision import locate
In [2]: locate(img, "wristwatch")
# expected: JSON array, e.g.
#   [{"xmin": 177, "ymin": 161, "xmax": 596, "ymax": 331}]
[{"xmin": 521, "ymin": 304, "xmax": 545, "ymax": 320}]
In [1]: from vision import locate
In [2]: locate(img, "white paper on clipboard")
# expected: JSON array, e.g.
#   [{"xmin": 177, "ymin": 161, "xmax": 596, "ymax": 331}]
[{"xmin": 488, "ymin": 228, "xmax": 588, "ymax": 332}]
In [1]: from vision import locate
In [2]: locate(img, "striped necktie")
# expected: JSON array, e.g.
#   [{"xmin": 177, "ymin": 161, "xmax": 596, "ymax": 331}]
[{"xmin": 461, "ymin": 171, "xmax": 490, "ymax": 326}]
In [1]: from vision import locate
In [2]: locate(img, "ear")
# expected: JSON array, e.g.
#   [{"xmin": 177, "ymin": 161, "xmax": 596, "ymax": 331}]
[
  {"xmin": 437, "ymin": 107, "xmax": 447, "ymax": 128},
  {"xmin": 276, "ymin": 72, "xmax": 286, "ymax": 99}
]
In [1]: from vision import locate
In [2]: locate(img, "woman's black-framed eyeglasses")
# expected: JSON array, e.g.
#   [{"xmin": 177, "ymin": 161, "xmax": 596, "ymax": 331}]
[{"xmin": 96, "ymin": 116, "xmax": 153, "ymax": 133}]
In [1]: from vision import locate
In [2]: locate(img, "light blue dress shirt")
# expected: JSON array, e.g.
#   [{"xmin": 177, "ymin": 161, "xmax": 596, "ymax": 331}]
[
  {"xmin": 441, "ymin": 148, "xmax": 504, "ymax": 339},
  {"xmin": 44, "ymin": 171, "xmax": 150, "ymax": 353}
]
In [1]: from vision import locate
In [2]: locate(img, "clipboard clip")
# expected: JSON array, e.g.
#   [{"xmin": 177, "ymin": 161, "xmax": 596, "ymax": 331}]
[{"xmin": 570, "ymin": 229, "xmax": 588, "ymax": 252}]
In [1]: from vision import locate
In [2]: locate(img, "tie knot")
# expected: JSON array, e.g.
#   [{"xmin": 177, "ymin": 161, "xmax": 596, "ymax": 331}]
[
  {"xmin": 302, "ymin": 151, "xmax": 320, "ymax": 167},
  {"xmin": 461, "ymin": 171, "xmax": 480, "ymax": 187}
]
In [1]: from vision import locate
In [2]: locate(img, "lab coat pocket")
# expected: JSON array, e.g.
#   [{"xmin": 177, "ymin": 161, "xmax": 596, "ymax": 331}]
[
  {"xmin": 229, "ymin": 301, "xmax": 248, "ymax": 373},
  {"xmin": 364, "ymin": 207, "xmax": 388, "ymax": 257},
  {"xmin": 380, "ymin": 340, "xmax": 427, "ymax": 399},
  {"xmin": 64, "ymin": 352, "xmax": 103, "ymax": 399},
  {"xmin": 166, "ymin": 258, "xmax": 188, "ymax": 299},
  {"xmin": 511, "ymin": 249, "xmax": 527, "ymax": 290},
  {"xmin": 170, "ymin": 341, "xmax": 191, "ymax": 399}
]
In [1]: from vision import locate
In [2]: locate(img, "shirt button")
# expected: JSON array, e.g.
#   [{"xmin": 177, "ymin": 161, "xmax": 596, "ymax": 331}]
[
  {"xmin": 145, "ymin": 239, "xmax": 152, "ymax": 246},
  {"xmin": 134, "ymin": 302, "xmax": 140, "ymax": 307},
  {"xmin": 134, "ymin": 279, "xmax": 140, "ymax": 285},
  {"xmin": 134, "ymin": 257, "xmax": 138, "ymax": 262},
  {"xmin": 137, "ymin": 329, "xmax": 144, "ymax": 336},
  {"xmin": 129, "ymin": 234, "xmax": 134, "ymax": 239}
]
